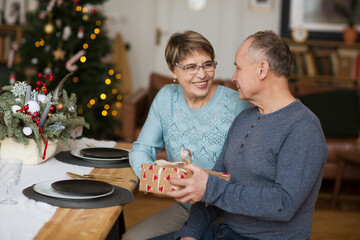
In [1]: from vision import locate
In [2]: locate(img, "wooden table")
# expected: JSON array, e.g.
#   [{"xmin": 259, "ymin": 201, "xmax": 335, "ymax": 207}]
[
  {"xmin": 332, "ymin": 151, "xmax": 360, "ymax": 208},
  {"xmin": 34, "ymin": 142, "xmax": 138, "ymax": 240}
]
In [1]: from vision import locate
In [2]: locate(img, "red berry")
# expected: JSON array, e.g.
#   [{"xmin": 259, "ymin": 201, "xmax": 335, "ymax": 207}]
[
  {"xmin": 43, "ymin": 89, "xmax": 48, "ymax": 94},
  {"xmin": 35, "ymin": 87, "xmax": 40, "ymax": 91},
  {"xmin": 42, "ymin": 82, "xmax": 46, "ymax": 86},
  {"xmin": 16, "ymin": 110, "xmax": 21, "ymax": 113},
  {"xmin": 36, "ymin": 81, "xmax": 41, "ymax": 86},
  {"xmin": 33, "ymin": 112, "xmax": 39, "ymax": 118},
  {"xmin": 49, "ymin": 74, "xmax": 54, "ymax": 78},
  {"xmin": 27, "ymin": 112, "xmax": 31, "ymax": 116},
  {"xmin": 43, "ymin": 75, "xmax": 47, "ymax": 79},
  {"xmin": 35, "ymin": 120, "xmax": 40, "ymax": 125},
  {"xmin": 38, "ymin": 73, "xmax": 43, "ymax": 78}
]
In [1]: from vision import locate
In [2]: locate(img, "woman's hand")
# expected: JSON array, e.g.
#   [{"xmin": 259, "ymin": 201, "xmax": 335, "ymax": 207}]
[
  {"xmin": 165, "ymin": 163, "xmax": 209, "ymax": 204},
  {"xmin": 180, "ymin": 237, "xmax": 196, "ymax": 240}
]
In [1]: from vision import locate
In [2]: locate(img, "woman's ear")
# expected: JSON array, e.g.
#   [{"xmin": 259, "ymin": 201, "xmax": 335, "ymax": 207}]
[{"xmin": 171, "ymin": 71, "xmax": 177, "ymax": 79}]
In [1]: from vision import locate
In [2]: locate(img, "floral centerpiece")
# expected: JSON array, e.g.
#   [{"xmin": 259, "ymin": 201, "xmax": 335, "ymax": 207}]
[{"xmin": 0, "ymin": 73, "xmax": 89, "ymax": 165}]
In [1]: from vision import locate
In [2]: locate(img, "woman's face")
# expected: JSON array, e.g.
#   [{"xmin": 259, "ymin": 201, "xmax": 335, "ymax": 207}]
[{"xmin": 171, "ymin": 51, "xmax": 215, "ymax": 103}]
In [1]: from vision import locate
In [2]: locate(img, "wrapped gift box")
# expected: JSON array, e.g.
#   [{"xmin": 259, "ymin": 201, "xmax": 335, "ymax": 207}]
[{"xmin": 139, "ymin": 160, "xmax": 231, "ymax": 194}]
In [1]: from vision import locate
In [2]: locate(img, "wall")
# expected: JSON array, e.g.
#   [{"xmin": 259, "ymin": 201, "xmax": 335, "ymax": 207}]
[
  {"xmin": 104, "ymin": 0, "xmax": 282, "ymax": 91},
  {"xmin": 27, "ymin": 0, "xmax": 282, "ymax": 92}
]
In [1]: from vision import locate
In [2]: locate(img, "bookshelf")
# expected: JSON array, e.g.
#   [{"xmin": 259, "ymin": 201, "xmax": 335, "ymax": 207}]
[
  {"xmin": 285, "ymin": 39, "xmax": 360, "ymax": 86},
  {"xmin": 0, "ymin": 25, "xmax": 22, "ymax": 85}
]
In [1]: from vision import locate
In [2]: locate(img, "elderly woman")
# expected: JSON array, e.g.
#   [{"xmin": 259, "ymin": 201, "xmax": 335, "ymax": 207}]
[{"xmin": 123, "ymin": 31, "xmax": 251, "ymax": 239}]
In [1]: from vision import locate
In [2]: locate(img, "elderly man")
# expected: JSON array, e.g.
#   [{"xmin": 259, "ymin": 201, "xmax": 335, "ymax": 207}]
[{"xmin": 152, "ymin": 30, "xmax": 327, "ymax": 240}]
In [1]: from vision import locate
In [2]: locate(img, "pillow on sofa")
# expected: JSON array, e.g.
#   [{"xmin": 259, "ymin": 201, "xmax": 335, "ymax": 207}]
[{"xmin": 299, "ymin": 89, "xmax": 360, "ymax": 137}]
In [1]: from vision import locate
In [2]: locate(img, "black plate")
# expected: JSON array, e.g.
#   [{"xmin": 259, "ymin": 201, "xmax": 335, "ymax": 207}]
[
  {"xmin": 51, "ymin": 180, "xmax": 114, "ymax": 196},
  {"xmin": 80, "ymin": 147, "xmax": 129, "ymax": 159}
]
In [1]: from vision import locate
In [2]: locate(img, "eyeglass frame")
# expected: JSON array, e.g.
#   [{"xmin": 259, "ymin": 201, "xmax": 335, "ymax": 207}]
[{"xmin": 175, "ymin": 61, "xmax": 217, "ymax": 74}]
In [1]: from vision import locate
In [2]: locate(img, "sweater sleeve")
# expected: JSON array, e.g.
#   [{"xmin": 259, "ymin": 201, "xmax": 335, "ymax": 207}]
[
  {"xmin": 202, "ymin": 119, "xmax": 327, "ymax": 221},
  {"xmin": 129, "ymin": 87, "xmax": 168, "ymax": 178}
]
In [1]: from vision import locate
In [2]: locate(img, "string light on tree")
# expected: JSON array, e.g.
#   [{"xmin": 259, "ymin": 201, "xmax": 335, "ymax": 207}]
[{"xmin": 16, "ymin": 0, "xmax": 124, "ymax": 138}]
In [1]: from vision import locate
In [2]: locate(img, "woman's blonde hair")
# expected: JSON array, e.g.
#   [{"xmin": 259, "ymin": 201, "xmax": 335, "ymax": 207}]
[{"xmin": 165, "ymin": 31, "xmax": 215, "ymax": 71}]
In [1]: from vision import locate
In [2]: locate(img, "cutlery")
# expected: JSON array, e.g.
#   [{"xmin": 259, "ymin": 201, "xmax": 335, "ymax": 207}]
[{"xmin": 66, "ymin": 172, "xmax": 123, "ymax": 182}]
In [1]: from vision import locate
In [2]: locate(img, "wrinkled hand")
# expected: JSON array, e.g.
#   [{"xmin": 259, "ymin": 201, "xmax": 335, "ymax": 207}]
[{"xmin": 165, "ymin": 163, "xmax": 209, "ymax": 204}]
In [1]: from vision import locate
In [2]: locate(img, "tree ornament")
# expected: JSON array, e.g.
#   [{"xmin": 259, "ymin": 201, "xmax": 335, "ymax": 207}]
[
  {"xmin": 50, "ymin": 105, "xmax": 57, "ymax": 113},
  {"xmin": 91, "ymin": 8, "xmax": 97, "ymax": 14},
  {"xmin": 82, "ymin": 14, "xmax": 89, "ymax": 21},
  {"xmin": 44, "ymin": 13, "xmax": 55, "ymax": 35},
  {"xmin": 53, "ymin": 45, "xmax": 66, "ymax": 61},
  {"xmin": 23, "ymin": 127, "xmax": 33, "ymax": 136},
  {"xmin": 7, "ymin": 42, "xmax": 18, "ymax": 69},
  {"xmin": 62, "ymin": 26, "xmax": 72, "ymax": 41},
  {"xmin": 39, "ymin": 10, "xmax": 46, "ymax": 19},
  {"xmin": 11, "ymin": 81, "xmax": 27, "ymax": 97},
  {"xmin": 44, "ymin": 67, "xmax": 52, "ymax": 75},
  {"xmin": 25, "ymin": 101, "xmax": 40, "ymax": 114},
  {"xmin": 9, "ymin": 73, "xmax": 16, "ymax": 84},
  {"xmin": 48, "ymin": 113, "xmax": 53, "ymax": 117},
  {"xmin": 31, "ymin": 58, "xmax": 38, "ymax": 64},
  {"xmin": 44, "ymin": 22, "xmax": 55, "ymax": 35},
  {"xmin": 68, "ymin": 105, "xmax": 77, "ymax": 113},
  {"xmin": 56, "ymin": 103, "xmax": 64, "ymax": 111},
  {"xmin": 55, "ymin": 18, "xmax": 62, "ymax": 28},
  {"xmin": 77, "ymin": 26, "xmax": 84, "ymax": 39},
  {"xmin": 38, "ymin": 94, "xmax": 50, "ymax": 103},
  {"xmin": 11, "ymin": 105, "xmax": 21, "ymax": 113},
  {"xmin": 66, "ymin": 50, "xmax": 85, "ymax": 72},
  {"xmin": 44, "ymin": 44, "xmax": 51, "ymax": 52}
]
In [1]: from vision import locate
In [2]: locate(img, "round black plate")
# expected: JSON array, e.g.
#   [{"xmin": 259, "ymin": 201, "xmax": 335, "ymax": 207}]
[
  {"xmin": 51, "ymin": 179, "xmax": 114, "ymax": 196},
  {"xmin": 80, "ymin": 147, "xmax": 129, "ymax": 159}
]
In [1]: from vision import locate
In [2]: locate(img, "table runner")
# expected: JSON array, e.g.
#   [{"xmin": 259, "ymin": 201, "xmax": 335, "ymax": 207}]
[{"xmin": 0, "ymin": 138, "xmax": 116, "ymax": 240}]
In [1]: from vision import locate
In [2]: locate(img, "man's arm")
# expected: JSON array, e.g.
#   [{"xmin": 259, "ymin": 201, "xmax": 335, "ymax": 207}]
[{"xmin": 168, "ymin": 119, "xmax": 327, "ymax": 221}]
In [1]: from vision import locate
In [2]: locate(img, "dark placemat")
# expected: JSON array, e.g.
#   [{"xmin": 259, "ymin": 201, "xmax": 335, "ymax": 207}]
[
  {"xmin": 55, "ymin": 151, "xmax": 131, "ymax": 168},
  {"xmin": 23, "ymin": 185, "xmax": 134, "ymax": 208}
]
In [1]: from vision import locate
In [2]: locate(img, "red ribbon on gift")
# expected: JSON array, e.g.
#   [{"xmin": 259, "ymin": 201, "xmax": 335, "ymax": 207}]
[{"xmin": 38, "ymin": 127, "xmax": 48, "ymax": 160}]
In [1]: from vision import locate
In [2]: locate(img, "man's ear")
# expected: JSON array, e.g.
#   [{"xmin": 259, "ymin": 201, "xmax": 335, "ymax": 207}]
[{"xmin": 258, "ymin": 61, "xmax": 269, "ymax": 80}]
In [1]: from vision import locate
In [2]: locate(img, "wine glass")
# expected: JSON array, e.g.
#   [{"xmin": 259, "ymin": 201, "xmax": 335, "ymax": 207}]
[{"xmin": 0, "ymin": 158, "xmax": 22, "ymax": 204}]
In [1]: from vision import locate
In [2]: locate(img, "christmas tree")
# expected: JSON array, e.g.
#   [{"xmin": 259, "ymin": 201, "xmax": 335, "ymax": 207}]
[{"xmin": 14, "ymin": 0, "xmax": 123, "ymax": 139}]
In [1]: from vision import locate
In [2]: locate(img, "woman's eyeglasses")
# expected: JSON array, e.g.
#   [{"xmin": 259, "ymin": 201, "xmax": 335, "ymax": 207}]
[{"xmin": 176, "ymin": 61, "xmax": 217, "ymax": 75}]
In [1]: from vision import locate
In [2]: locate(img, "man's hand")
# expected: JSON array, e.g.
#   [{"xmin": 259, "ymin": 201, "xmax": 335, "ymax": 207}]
[{"xmin": 165, "ymin": 163, "xmax": 209, "ymax": 204}]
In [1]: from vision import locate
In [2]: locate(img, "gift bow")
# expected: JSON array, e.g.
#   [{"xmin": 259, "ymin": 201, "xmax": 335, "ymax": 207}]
[
  {"xmin": 154, "ymin": 149, "xmax": 192, "ymax": 167},
  {"xmin": 151, "ymin": 149, "xmax": 193, "ymax": 192}
]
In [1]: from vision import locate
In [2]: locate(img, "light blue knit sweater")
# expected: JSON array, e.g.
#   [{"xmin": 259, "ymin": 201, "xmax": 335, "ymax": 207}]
[{"xmin": 129, "ymin": 84, "xmax": 251, "ymax": 178}]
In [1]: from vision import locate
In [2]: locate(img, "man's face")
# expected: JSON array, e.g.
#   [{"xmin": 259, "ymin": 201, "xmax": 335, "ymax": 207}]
[{"xmin": 231, "ymin": 39, "xmax": 260, "ymax": 101}]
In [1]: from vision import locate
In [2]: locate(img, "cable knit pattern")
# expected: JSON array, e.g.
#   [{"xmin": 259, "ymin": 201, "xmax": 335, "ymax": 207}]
[{"xmin": 130, "ymin": 84, "xmax": 251, "ymax": 178}]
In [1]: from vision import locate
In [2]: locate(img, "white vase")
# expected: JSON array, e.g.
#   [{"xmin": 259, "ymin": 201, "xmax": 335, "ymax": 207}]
[{"xmin": 0, "ymin": 138, "xmax": 58, "ymax": 165}]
